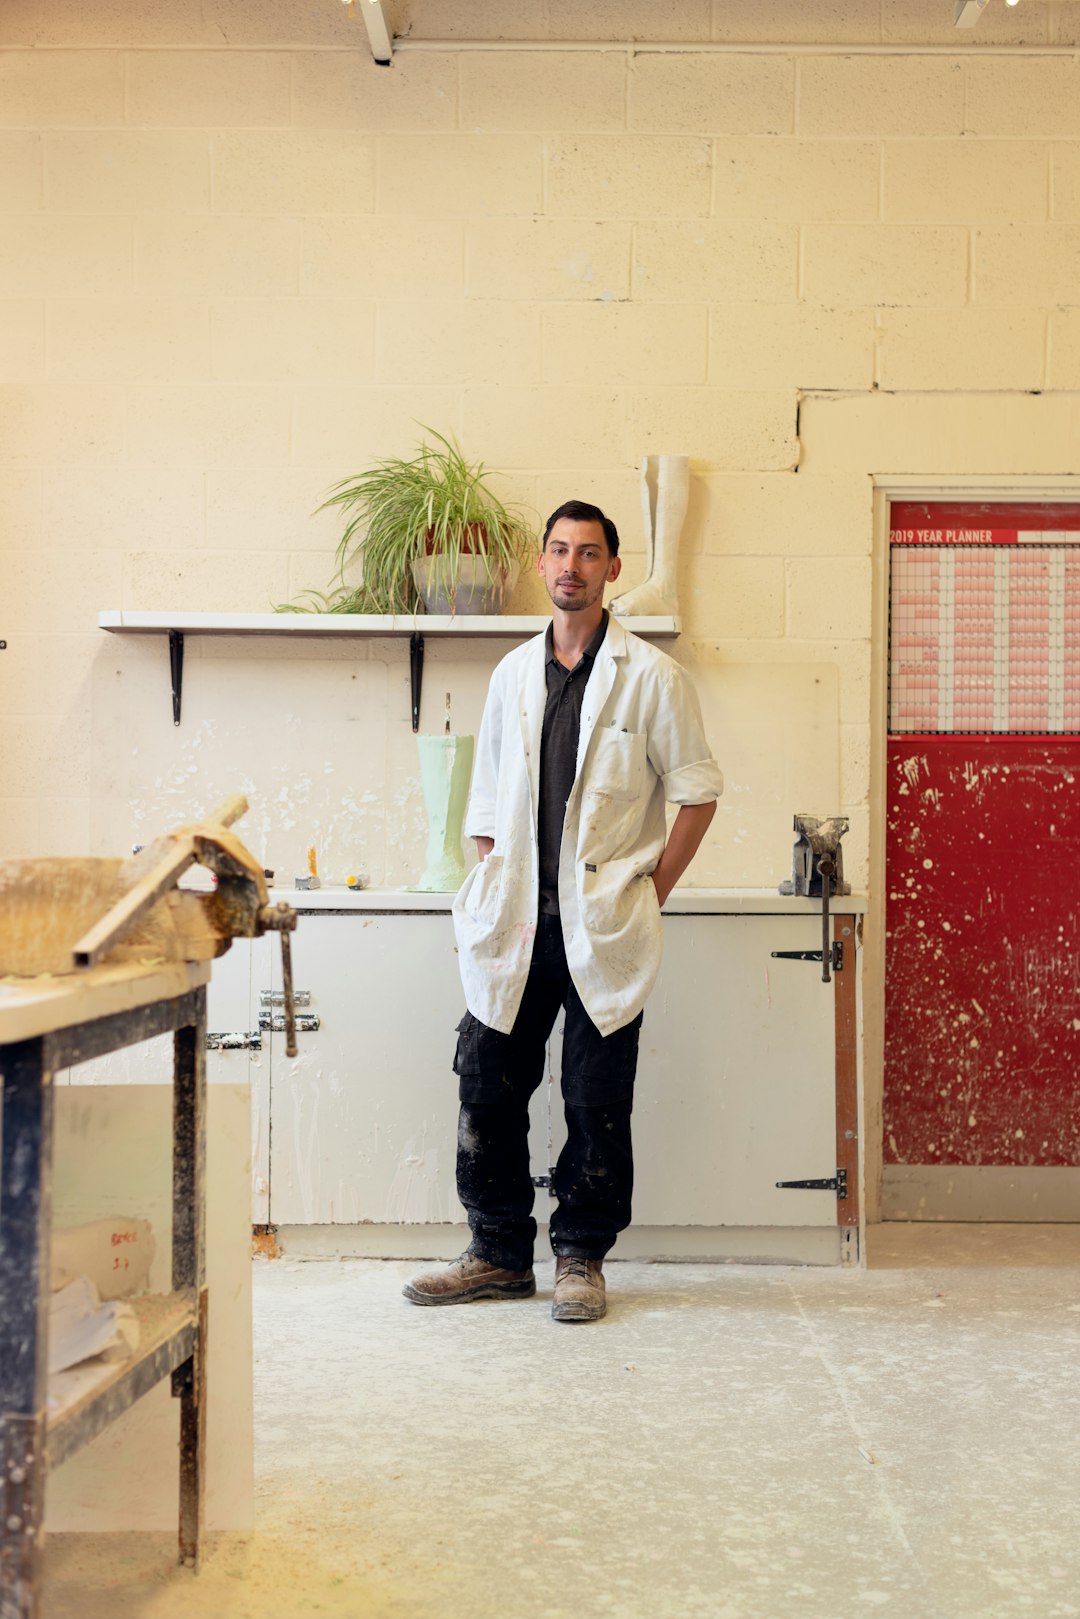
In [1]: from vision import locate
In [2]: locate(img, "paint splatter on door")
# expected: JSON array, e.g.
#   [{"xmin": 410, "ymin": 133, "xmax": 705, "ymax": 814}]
[{"xmin": 884, "ymin": 501, "xmax": 1080, "ymax": 1170}]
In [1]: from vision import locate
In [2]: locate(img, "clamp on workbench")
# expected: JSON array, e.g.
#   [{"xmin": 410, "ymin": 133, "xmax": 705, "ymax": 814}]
[{"xmin": 70, "ymin": 795, "xmax": 300, "ymax": 1055}]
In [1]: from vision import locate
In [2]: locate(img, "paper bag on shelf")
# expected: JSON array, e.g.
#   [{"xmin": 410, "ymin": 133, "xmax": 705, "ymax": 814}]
[{"xmin": 51, "ymin": 1216, "xmax": 155, "ymax": 1300}]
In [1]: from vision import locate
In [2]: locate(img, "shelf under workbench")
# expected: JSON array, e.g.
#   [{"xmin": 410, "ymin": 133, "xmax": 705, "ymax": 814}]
[
  {"xmin": 47, "ymin": 1291, "xmax": 199, "ymax": 1470},
  {"xmin": 0, "ymin": 959, "xmax": 212, "ymax": 1617}
]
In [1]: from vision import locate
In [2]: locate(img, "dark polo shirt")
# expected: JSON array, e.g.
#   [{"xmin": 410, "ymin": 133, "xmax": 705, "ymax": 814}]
[{"xmin": 537, "ymin": 610, "xmax": 609, "ymax": 917}]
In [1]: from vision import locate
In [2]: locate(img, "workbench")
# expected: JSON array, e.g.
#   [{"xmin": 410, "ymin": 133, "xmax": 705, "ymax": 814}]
[{"xmin": 0, "ymin": 959, "xmax": 211, "ymax": 1619}]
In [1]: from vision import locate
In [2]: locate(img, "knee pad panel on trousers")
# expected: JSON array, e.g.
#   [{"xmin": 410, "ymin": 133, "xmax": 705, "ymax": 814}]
[
  {"xmin": 561, "ymin": 1009, "xmax": 642, "ymax": 1107},
  {"xmin": 453, "ymin": 1012, "xmax": 547, "ymax": 1106}
]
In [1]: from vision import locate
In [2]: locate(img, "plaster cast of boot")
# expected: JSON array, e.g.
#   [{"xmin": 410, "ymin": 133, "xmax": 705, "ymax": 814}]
[{"xmin": 609, "ymin": 453, "xmax": 687, "ymax": 621}]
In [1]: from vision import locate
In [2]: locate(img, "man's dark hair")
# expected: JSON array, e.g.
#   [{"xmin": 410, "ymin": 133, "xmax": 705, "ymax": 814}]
[{"xmin": 542, "ymin": 500, "xmax": 620, "ymax": 557}]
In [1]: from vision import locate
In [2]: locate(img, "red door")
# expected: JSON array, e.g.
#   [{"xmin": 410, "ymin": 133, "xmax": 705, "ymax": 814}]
[{"xmin": 884, "ymin": 502, "xmax": 1080, "ymax": 1183}]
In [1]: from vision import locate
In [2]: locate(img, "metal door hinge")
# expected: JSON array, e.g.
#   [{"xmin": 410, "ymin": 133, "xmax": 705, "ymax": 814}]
[
  {"xmin": 776, "ymin": 1168, "xmax": 848, "ymax": 1200},
  {"xmin": 206, "ymin": 1031, "xmax": 262, "ymax": 1051},
  {"xmin": 258, "ymin": 1011, "xmax": 320, "ymax": 1034},
  {"xmin": 260, "ymin": 989, "xmax": 311, "ymax": 1008},
  {"xmin": 532, "ymin": 1172, "xmax": 556, "ymax": 1199},
  {"xmin": 771, "ymin": 942, "xmax": 843, "ymax": 971}
]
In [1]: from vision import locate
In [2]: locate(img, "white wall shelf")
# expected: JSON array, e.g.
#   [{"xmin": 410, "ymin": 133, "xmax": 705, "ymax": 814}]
[{"xmin": 97, "ymin": 610, "xmax": 681, "ymax": 728}]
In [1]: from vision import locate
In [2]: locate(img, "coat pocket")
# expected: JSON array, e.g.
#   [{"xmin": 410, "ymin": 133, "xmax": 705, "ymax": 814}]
[
  {"xmin": 460, "ymin": 853, "xmax": 505, "ymax": 924},
  {"xmin": 579, "ymin": 859, "xmax": 653, "ymax": 939},
  {"xmin": 586, "ymin": 729, "xmax": 646, "ymax": 802}
]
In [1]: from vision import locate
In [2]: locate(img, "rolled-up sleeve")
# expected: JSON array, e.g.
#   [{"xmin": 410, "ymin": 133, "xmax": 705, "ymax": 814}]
[{"xmin": 649, "ymin": 667, "xmax": 723, "ymax": 806}]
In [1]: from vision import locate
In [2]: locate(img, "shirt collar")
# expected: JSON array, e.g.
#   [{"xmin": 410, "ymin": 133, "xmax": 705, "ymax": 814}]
[{"xmin": 545, "ymin": 609, "xmax": 609, "ymax": 671}]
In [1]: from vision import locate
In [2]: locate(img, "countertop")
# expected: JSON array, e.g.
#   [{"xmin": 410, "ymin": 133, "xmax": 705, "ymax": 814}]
[{"xmin": 268, "ymin": 886, "xmax": 868, "ymax": 915}]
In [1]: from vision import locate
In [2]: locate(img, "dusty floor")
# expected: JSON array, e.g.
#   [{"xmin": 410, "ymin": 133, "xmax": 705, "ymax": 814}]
[{"xmin": 43, "ymin": 1225, "xmax": 1080, "ymax": 1619}]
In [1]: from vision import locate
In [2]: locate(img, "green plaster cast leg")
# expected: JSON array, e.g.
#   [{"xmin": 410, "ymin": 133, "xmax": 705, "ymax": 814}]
[{"xmin": 411, "ymin": 734, "xmax": 475, "ymax": 892}]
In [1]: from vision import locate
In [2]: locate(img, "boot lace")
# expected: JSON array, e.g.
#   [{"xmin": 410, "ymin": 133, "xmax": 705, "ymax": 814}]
[{"xmin": 560, "ymin": 1258, "xmax": 591, "ymax": 1280}]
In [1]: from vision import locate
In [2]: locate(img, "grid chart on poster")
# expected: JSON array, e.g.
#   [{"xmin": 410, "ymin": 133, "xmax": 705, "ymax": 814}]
[{"xmin": 889, "ymin": 543, "xmax": 1080, "ymax": 734}]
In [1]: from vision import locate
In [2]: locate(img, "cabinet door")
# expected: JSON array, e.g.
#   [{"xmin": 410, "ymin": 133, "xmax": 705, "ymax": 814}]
[
  {"xmin": 541, "ymin": 914, "xmax": 838, "ymax": 1229},
  {"xmin": 206, "ymin": 934, "xmax": 272, "ymax": 1223},
  {"xmin": 266, "ymin": 914, "xmax": 467, "ymax": 1226},
  {"xmin": 634, "ymin": 914, "xmax": 838, "ymax": 1227}
]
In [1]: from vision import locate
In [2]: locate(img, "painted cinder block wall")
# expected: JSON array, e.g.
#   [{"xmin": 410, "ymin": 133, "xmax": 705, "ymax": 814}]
[{"xmin": 4, "ymin": 0, "xmax": 1080, "ymax": 1211}]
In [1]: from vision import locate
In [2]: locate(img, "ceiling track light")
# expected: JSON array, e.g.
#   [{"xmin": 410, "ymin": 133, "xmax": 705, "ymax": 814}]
[{"xmin": 953, "ymin": 0, "xmax": 989, "ymax": 26}]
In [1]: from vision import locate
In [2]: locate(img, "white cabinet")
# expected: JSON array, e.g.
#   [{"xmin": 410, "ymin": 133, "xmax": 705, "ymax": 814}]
[
  {"xmin": 220, "ymin": 902, "xmax": 854, "ymax": 1250},
  {"xmin": 265, "ymin": 914, "xmax": 464, "ymax": 1227}
]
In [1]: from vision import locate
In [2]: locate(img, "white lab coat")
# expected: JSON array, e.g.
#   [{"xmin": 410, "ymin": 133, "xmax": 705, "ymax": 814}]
[{"xmin": 452, "ymin": 616, "xmax": 723, "ymax": 1037}]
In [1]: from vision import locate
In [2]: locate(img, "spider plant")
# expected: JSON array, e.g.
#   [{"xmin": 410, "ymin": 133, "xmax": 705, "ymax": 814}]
[
  {"xmin": 274, "ymin": 585, "xmax": 387, "ymax": 615},
  {"xmin": 295, "ymin": 428, "xmax": 532, "ymax": 615}
]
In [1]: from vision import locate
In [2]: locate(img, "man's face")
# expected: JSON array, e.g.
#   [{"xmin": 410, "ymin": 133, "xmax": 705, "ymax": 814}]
[{"xmin": 537, "ymin": 518, "xmax": 621, "ymax": 614}]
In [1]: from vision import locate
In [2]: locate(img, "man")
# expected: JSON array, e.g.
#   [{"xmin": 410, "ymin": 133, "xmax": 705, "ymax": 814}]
[{"xmin": 404, "ymin": 500, "xmax": 722, "ymax": 1322}]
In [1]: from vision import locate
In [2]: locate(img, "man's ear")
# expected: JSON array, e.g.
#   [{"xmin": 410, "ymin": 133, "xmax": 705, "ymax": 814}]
[
  {"xmin": 536, "ymin": 549, "xmax": 546, "ymax": 576},
  {"xmin": 607, "ymin": 556, "xmax": 622, "ymax": 582}
]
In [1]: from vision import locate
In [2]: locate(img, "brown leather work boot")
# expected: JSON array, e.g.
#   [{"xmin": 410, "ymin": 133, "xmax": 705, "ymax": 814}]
[
  {"xmin": 552, "ymin": 1256, "xmax": 606, "ymax": 1322},
  {"xmin": 402, "ymin": 1251, "xmax": 536, "ymax": 1306}
]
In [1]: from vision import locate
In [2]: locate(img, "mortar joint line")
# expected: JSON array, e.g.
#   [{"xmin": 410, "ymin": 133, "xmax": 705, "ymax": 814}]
[
  {"xmin": 393, "ymin": 39, "xmax": 1080, "ymax": 59},
  {"xmin": 13, "ymin": 39, "xmax": 1080, "ymax": 56}
]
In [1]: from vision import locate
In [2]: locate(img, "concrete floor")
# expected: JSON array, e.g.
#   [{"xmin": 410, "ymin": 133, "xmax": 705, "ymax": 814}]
[{"xmin": 44, "ymin": 1225, "xmax": 1080, "ymax": 1619}]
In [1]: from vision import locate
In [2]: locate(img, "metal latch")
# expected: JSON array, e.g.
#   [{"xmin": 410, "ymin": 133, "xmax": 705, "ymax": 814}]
[
  {"xmin": 258, "ymin": 1011, "xmax": 320, "ymax": 1034},
  {"xmin": 771, "ymin": 942, "xmax": 844, "ymax": 972},
  {"xmin": 532, "ymin": 1172, "xmax": 556, "ymax": 1199},
  {"xmin": 260, "ymin": 989, "xmax": 311, "ymax": 1008},
  {"xmin": 206, "ymin": 1031, "xmax": 262, "ymax": 1051},
  {"xmin": 776, "ymin": 1168, "xmax": 848, "ymax": 1200}
]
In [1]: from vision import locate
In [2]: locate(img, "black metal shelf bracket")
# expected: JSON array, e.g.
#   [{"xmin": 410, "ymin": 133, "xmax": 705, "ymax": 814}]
[
  {"xmin": 169, "ymin": 630, "xmax": 184, "ymax": 727},
  {"xmin": 410, "ymin": 632, "xmax": 424, "ymax": 733},
  {"xmin": 164, "ymin": 625, "xmax": 422, "ymax": 730}
]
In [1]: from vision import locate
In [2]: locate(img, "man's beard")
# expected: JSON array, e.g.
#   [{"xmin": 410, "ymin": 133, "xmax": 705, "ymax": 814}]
[{"xmin": 551, "ymin": 581, "xmax": 599, "ymax": 612}]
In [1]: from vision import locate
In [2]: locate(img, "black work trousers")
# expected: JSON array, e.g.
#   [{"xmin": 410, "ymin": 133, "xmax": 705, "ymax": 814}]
[{"xmin": 454, "ymin": 914, "xmax": 642, "ymax": 1272}]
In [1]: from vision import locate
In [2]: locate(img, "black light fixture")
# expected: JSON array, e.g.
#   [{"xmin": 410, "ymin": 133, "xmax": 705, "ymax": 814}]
[{"xmin": 954, "ymin": 0, "xmax": 1021, "ymax": 21}]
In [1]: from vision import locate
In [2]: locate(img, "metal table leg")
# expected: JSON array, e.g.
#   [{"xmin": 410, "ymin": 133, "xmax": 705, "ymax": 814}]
[
  {"xmin": 170, "ymin": 994, "xmax": 207, "ymax": 1571},
  {"xmin": 0, "ymin": 1039, "xmax": 52, "ymax": 1619}
]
